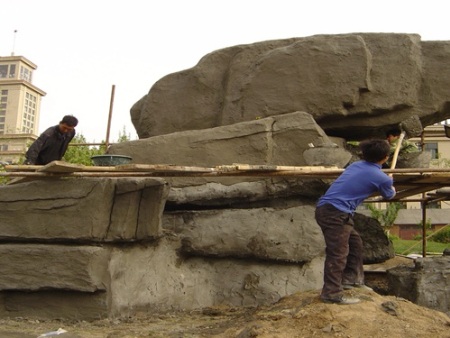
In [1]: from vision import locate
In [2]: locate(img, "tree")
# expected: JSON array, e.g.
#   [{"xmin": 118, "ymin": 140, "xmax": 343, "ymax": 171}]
[
  {"xmin": 0, "ymin": 165, "xmax": 8, "ymax": 185},
  {"xmin": 117, "ymin": 126, "xmax": 132, "ymax": 143},
  {"xmin": 63, "ymin": 127, "xmax": 132, "ymax": 165},
  {"xmin": 366, "ymin": 202, "xmax": 403, "ymax": 233},
  {"xmin": 63, "ymin": 134, "xmax": 105, "ymax": 165}
]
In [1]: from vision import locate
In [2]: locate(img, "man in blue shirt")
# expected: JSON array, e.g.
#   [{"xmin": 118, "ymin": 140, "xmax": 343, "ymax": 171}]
[{"xmin": 315, "ymin": 139, "xmax": 396, "ymax": 305}]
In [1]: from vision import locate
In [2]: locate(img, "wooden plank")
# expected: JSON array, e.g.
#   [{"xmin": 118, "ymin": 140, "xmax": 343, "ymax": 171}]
[
  {"xmin": 114, "ymin": 163, "xmax": 216, "ymax": 173},
  {"xmin": 229, "ymin": 164, "xmax": 341, "ymax": 172},
  {"xmin": 4, "ymin": 164, "xmax": 42, "ymax": 172},
  {"xmin": 7, "ymin": 177, "xmax": 39, "ymax": 185},
  {"xmin": 392, "ymin": 185, "xmax": 444, "ymax": 200},
  {"xmin": 38, "ymin": 161, "xmax": 86, "ymax": 173},
  {"xmin": 75, "ymin": 165, "xmax": 117, "ymax": 172}
]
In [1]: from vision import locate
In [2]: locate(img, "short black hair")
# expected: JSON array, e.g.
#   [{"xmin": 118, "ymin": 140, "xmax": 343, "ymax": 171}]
[
  {"xmin": 385, "ymin": 127, "xmax": 401, "ymax": 138},
  {"xmin": 60, "ymin": 115, "xmax": 78, "ymax": 127},
  {"xmin": 360, "ymin": 139, "xmax": 390, "ymax": 163}
]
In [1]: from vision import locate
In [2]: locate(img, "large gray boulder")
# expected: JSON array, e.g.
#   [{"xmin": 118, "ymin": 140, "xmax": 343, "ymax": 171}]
[
  {"xmin": 110, "ymin": 111, "xmax": 352, "ymax": 173},
  {"xmin": 388, "ymin": 256, "xmax": 450, "ymax": 315},
  {"xmin": 0, "ymin": 178, "xmax": 169, "ymax": 241},
  {"xmin": 131, "ymin": 33, "xmax": 450, "ymax": 139}
]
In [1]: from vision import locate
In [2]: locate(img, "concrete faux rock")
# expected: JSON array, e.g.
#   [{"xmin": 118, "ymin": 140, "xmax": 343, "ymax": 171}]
[
  {"xmin": 166, "ymin": 179, "xmax": 328, "ymax": 207},
  {"xmin": 0, "ymin": 177, "xmax": 169, "ymax": 241},
  {"xmin": 131, "ymin": 33, "xmax": 450, "ymax": 140},
  {"xmin": 110, "ymin": 111, "xmax": 351, "ymax": 171},
  {"xmin": 163, "ymin": 206, "xmax": 324, "ymax": 263},
  {"xmin": 388, "ymin": 256, "xmax": 450, "ymax": 315},
  {"xmin": 107, "ymin": 237, "xmax": 324, "ymax": 314},
  {"xmin": 0, "ymin": 244, "xmax": 110, "ymax": 292}
]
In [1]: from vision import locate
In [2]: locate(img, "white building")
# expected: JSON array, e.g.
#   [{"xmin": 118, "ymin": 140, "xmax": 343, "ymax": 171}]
[{"xmin": 0, "ymin": 55, "xmax": 46, "ymax": 164}]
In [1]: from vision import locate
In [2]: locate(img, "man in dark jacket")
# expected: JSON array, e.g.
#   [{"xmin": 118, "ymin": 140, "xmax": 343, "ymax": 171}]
[{"xmin": 24, "ymin": 115, "xmax": 78, "ymax": 165}]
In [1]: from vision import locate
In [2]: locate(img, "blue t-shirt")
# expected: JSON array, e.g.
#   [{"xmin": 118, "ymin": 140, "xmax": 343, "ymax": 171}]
[{"xmin": 317, "ymin": 160, "xmax": 395, "ymax": 214}]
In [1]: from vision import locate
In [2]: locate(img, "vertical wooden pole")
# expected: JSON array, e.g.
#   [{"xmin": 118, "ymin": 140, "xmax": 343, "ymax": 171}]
[
  {"xmin": 105, "ymin": 85, "xmax": 115, "ymax": 150},
  {"xmin": 422, "ymin": 199, "xmax": 427, "ymax": 258}
]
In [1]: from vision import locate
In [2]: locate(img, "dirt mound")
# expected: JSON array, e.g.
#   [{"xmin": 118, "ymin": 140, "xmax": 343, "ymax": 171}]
[{"xmin": 1, "ymin": 287, "xmax": 449, "ymax": 338}]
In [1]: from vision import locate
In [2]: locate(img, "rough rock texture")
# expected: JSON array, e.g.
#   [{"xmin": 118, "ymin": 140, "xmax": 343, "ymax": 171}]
[
  {"xmin": 111, "ymin": 111, "xmax": 348, "ymax": 168},
  {"xmin": 0, "ymin": 245, "xmax": 110, "ymax": 292},
  {"xmin": 109, "ymin": 112, "xmax": 353, "ymax": 192},
  {"xmin": 353, "ymin": 213, "xmax": 395, "ymax": 263},
  {"xmin": 0, "ymin": 177, "xmax": 394, "ymax": 319},
  {"xmin": 0, "ymin": 178, "xmax": 168, "ymax": 241},
  {"xmin": 107, "ymin": 238, "xmax": 324, "ymax": 315},
  {"xmin": 388, "ymin": 256, "xmax": 450, "ymax": 315},
  {"xmin": 131, "ymin": 33, "xmax": 450, "ymax": 139},
  {"xmin": 163, "ymin": 205, "xmax": 325, "ymax": 263},
  {"xmin": 166, "ymin": 179, "xmax": 329, "ymax": 207},
  {"xmin": 163, "ymin": 206, "xmax": 393, "ymax": 266}
]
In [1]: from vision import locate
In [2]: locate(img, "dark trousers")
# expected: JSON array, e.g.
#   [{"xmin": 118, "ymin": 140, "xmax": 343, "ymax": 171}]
[{"xmin": 315, "ymin": 204, "xmax": 364, "ymax": 300}]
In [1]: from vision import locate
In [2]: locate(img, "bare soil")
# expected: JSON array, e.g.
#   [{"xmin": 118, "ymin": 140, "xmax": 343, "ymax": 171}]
[
  {"xmin": 1, "ymin": 289, "xmax": 449, "ymax": 338},
  {"xmin": 1, "ymin": 257, "xmax": 449, "ymax": 338}
]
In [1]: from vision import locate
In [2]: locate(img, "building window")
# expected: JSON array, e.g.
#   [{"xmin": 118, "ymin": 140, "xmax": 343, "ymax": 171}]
[
  {"xmin": 0, "ymin": 65, "xmax": 7, "ymax": 78},
  {"xmin": 0, "ymin": 65, "xmax": 16, "ymax": 79},
  {"xmin": 9, "ymin": 64, "xmax": 16, "ymax": 78},
  {"xmin": 425, "ymin": 143, "xmax": 438, "ymax": 159},
  {"xmin": 22, "ymin": 92, "xmax": 36, "ymax": 133},
  {"xmin": 20, "ymin": 66, "xmax": 32, "ymax": 82},
  {"xmin": 426, "ymin": 201, "xmax": 441, "ymax": 209}
]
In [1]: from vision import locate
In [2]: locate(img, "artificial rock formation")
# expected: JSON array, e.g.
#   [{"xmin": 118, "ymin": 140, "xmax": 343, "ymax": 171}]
[
  {"xmin": 3, "ymin": 33, "xmax": 447, "ymax": 320},
  {"xmin": 131, "ymin": 33, "xmax": 450, "ymax": 140},
  {"xmin": 109, "ymin": 111, "xmax": 353, "ymax": 187},
  {"xmin": 0, "ymin": 178, "xmax": 169, "ymax": 319},
  {"xmin": 388, "ymin": 256, "xmax": 450, "ymax": 315},
  {"xmin": 0, "ymin": 176, "xmax": 393, "ymax": 319}
]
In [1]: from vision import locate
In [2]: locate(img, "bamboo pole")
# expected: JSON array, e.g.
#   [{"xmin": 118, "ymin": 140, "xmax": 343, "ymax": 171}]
[
  {"xmin": 400, "ymin": 223, "xmax": 450, "ymax": 256},
  {"xmin": 422, "ymin": 198, "xmax": 427, "ymax": 257},
  {"xmin": 105, "ymin": 84, "xmax": 115, "ymax": 150}
]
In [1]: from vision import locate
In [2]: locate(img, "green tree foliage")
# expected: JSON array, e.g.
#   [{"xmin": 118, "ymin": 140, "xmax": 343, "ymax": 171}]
[
  {"xmin": 117, "ymin": 126, "xmax": 131, "ymax": 143},
  {"xmin": 0, "ymin": 165, "xmax": 8, "ymax": 185},
  {"xmin": 366, "ymin": 202, "xmax": 403, "ymax": 230},
  {"xmin": 63, "ymin": 127, "xmax": 132, "ymax": 166},
  {"xmin": 63, "ymin": 134, "xmax": 105, "ymax": 165},
  {"xmin": 429, "ymin": 226, "xmax": 450, "ymax": 243}
]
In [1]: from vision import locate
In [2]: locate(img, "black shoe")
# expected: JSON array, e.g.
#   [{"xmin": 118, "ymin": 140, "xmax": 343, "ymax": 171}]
[
  {"xmin": 321, "ymin": 296, "xmax": 361, "ymax": 305},
  {"xmin": 343, "ymin": 284, "xmax": 372, "ymax": 291}
]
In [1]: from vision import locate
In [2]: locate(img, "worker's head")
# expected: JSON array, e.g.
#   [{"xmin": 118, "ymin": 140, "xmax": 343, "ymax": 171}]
[
  {"xmin": 385, "ymin": 127, "xmax": 401, "ymax": 144},
  {"xmin": 59, "ymin": 115, "xmax": 78, "ymax": 134},
  {"xmin": 360, "ymin": 139, "xmax": 390, "ymax": 164}
]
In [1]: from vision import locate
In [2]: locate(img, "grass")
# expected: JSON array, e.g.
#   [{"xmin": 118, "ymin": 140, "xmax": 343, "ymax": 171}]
[{"xmin": 391, "ymin": 238, "xmax": 449, "ymax": 256}]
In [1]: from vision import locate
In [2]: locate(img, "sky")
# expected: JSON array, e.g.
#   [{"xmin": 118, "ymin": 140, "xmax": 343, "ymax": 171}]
[{"xmin": 1, "ymin": 0, "xmax": 449, "ymax": 143}]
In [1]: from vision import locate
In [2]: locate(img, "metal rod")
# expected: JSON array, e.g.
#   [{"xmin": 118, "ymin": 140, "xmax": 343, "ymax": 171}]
[
  {"xmin": 105, "ymin": 85, "xmax": 116, "ymax": 150},
  {"xmin": 69, "ymin": 143, "xmax": 108, "ymax": 147},
  {"xmin": 422, "ymin": 198, "xmax": 427, "ymax": 258}
]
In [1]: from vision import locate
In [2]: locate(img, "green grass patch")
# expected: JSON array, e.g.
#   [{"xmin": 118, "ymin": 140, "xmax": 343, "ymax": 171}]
[{"xmin": 391, "ymin": 238, "xmax": 449, "ymax": 255}]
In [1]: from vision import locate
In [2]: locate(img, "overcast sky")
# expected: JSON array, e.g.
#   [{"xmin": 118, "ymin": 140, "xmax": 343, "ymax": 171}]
[{"xmin": 1, "ymin": 0, "xmax": 448, "ymax": 142}]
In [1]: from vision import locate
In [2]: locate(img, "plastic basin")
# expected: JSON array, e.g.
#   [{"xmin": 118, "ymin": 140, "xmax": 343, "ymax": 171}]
[{"xmin": 91, "ymin": 155, "xmax": 132, "ymax": 166}]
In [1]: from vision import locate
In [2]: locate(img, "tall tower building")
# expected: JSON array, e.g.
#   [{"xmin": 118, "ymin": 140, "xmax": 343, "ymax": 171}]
[{"xmin": 0, "ymin": 55, "xmax": 46, "ymax": 163}]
